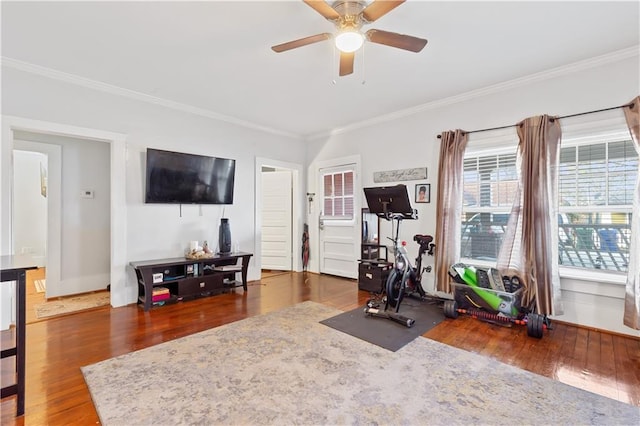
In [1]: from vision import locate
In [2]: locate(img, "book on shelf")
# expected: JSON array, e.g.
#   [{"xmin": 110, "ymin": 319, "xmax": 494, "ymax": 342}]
[
  {"xmin": 163, "ymin": 275, "xmax": 185, "ymax": 281},
  {"xmin": 214, "ymin": 265, "xmax": 242, "ymax": 272},
  {"xmin": 152, "ymin": 293, "xmax": 171, "ymax": 302},
  {"xmin": 152, "ymin": 286, "xmax": 170, "ymax": 296}
]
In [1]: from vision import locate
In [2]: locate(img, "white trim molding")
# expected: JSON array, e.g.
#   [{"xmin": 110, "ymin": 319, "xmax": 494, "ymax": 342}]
[
  {"xmin": 1, "ymin": 57, "xmax": 300, "ymax": 140},
  {"xmin": 306, "ymin": 46, "xmax": 640, "ymax": 140},
  {"xmin": 4, "ymin": 45, "xmax": 637, "ymax": 142},
  {"xmin": 1, "ymin": 115, "xmax": 131, "ymax": 308}
]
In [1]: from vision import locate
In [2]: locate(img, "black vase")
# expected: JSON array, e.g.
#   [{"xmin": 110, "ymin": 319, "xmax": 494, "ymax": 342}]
[{"xmin": 218, "ymin": 218, "xmax": 232, "ymax": 254}]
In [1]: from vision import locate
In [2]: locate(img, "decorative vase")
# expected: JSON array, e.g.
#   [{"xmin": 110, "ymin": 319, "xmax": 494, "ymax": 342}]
[{"xmin": 218, "ymin": 218, "xmax": 232, "ymax": 254}]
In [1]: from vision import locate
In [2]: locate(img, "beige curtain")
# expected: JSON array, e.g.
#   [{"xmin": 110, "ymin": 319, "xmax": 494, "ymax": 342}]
[
  {"xmin": 497, "ymin": 116, "xmax": 563, "ymax": 316},
  {"xmin": 623, "ymin": 96, "xmax": 640, "ymax": 329},
  {"xmin": 435, "ymin": 130, "xmax": 468, "ymax": 293}
]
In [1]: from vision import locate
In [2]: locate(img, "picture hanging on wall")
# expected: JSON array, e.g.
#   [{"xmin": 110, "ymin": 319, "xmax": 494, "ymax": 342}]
[
  {"xmin": 415, "ymin": 184, "xmax": 430, "ymax": 203},
  {"xmin": 40, "ymin": 162, "xmax": 47, "ymax": 198},
  {"xmin": 373, "ymin": 167, "xmax": 427, "ymax": 183}
]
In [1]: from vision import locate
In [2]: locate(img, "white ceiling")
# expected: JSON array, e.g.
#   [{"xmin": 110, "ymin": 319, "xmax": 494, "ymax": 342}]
[{"xmin": 2, "ymin": 1, "xmax": 639, "ymax": 138}]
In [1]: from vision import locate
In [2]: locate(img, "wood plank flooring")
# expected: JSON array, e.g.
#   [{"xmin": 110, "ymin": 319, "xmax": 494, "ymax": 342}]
[
  {"xmin": 25, "ymin": 267, "xmax": 46, "ymax": 325},
  {"xmin": 1, "ymin": 270, "xmax": 639, "ymax": 424}
]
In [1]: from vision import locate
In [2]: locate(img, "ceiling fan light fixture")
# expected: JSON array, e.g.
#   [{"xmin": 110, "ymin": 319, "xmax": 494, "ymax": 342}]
[{"xmin": 335, "ymin": 30, "xmax": 364, "ymax": 53}]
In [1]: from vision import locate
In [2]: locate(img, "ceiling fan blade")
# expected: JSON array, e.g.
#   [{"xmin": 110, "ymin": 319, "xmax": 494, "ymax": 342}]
[
  {"xmin": 271, "ymin": 33, "xmax": 332, "ymax": 53},
  {"xmin": 303, "ymin": 0, "xmax": 340, "ymax": 20},
  {"xmin": 339, "ymin": 52, "xmax": 355, "ymax": 76},
  {"xmin": 365, "ymin": 29, "xmax": 427, "ymax": 52},
  {"xmin": 362, "ymin": 0, "xmax": 405, "ymax": 22}
]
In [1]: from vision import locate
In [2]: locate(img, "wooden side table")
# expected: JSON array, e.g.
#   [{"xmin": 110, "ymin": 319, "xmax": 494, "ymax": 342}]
[{"xmin": 1, "ymin": 254, "xmax": 37, "ymax": 417}]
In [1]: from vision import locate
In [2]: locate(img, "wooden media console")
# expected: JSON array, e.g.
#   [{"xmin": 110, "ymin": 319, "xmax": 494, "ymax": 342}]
[{"xmin": 130, "ymin": 252, "xmax": 253, "ymax": 311}]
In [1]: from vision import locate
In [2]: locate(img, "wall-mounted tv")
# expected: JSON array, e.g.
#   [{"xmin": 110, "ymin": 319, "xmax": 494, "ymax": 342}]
[{"xmin": 145, "ymin": 148, "xmax": 235, "ymax": 204}]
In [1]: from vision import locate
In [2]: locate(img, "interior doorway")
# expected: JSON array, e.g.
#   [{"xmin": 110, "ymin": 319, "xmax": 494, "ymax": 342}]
[
  {"xmin": 12, "ymin": 133, "xmax": 111, "ymax": 299},
  {"xmin": 261, "ymin": 169, "xmax": 293, "ymax": 272},
  {"xmin": 11, "ymin": 140, "xmax": 61, "ymax": 301},
  {"xmin": 12, "ymin": 150, "xmax": 48, "ymax": 266},
  {"xmin": 254, "ymin": 157, "xmax": 303, "ymax": 277},
  {"xmin": 1, "ymin": 116, "xmax": 129, "ymax": 319},
  {"xmin": 12, "ymin": 149, "xmax": 50, "ymax": 317}
]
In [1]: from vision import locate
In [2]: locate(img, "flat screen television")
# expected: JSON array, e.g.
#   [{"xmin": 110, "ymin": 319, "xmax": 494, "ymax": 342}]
[{"xmin": 145, "ymin": 148, "xmax": 235, "ymax": 204}]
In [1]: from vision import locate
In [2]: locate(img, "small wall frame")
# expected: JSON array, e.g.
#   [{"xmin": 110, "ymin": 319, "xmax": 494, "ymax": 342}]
[{"xmin": 415, "ymin": 184, "xmax": 430, "ymax": 203}]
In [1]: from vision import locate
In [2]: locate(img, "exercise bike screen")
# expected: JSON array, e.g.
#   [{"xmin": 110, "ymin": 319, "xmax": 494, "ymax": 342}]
[{"xmin": 363, "ymin": 185, "xmax": 415, "ymax": 219}]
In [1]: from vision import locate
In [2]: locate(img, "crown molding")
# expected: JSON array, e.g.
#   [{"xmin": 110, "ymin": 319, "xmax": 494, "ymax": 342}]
[
  {"xmin": 3, "ymin": 45, "xmax": 637, "ymax": 142},
  {"xmin": 305, "ymin": 45, "xmax": 640, "ymax": 141},
  {"xmin": 1, "ymin": 56, "xmax": 300, "ymax": 140}
]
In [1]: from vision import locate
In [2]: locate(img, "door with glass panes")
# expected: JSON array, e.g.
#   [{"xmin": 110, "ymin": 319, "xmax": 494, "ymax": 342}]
[{"xmin": 318, "ymin": 164, "xmax": 358, "ymax": 279}]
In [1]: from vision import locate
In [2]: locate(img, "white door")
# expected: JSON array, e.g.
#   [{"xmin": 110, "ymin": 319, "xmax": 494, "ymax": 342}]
[
  {"xmin": 318, "ymin": 164, "xmax": 359, "ymax": 279},
  {"xmin": 261, "ymin": 170, "xmax": 292, "ymax": 270}
]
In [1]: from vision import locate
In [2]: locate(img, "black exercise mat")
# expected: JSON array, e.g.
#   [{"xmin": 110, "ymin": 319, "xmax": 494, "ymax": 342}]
[{"xmin": 320, "ymin": 298, "xmax": 444, "ymax": 352}]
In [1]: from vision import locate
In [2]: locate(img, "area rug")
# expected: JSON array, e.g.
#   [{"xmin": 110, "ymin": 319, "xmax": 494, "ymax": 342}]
[
  {"xmin": 81, "ymin": 301, "xmax": 638, "ymax": 425},
  {"xmin": 34, "ymin": 278, "xmax": 46, "ymax": 293},
  {"xmin": 320, "ymin": 298, "xmax": 444, "ymax": 351},
  {"xmin": 35, "ymin": 291, "xmax": 110, "ymax": 319}
]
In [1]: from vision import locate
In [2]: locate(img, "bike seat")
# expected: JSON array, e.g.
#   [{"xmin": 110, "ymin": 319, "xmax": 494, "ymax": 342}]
[
  {"xmin": 413, "ymin": 234, "xmax": 435, "ymax": 256},
  {"xmin": 413, "ymin": 234, "xmax": 433, "ymax": 246}
]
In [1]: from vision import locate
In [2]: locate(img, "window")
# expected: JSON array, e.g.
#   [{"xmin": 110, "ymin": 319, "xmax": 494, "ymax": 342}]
[
  {"xmin": 558, "ymin": 139, "xmax": 636, "ymax": 272},
  {"xmin": 461, "ymin": 152, "xmax": 518, "ymax": 262},
  {"xmin": 460, "ymin": 130, "xmax": 637, "ymax": 274},
  {"xmin": 322, "ymin": 169, "xmax": 354, "ymax": 219}
]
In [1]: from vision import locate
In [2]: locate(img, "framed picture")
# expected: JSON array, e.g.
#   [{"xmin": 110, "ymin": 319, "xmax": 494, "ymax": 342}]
[
  {"xmin": 40, "ymin": 162, "xmax": 47, "ymax": 198},
  {"xmin": 415, "ymin": 183, "xmax": 430, "ymax": 203}
]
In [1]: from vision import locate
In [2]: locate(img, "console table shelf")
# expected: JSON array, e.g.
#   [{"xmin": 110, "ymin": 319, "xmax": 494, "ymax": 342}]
[
  {"xmin": 130, "ymin": 252, "xmax": 253, "ymax": 311},
  {"xmin": 1, "ymin": 255, "xmax": 37, "ymax": 417}
]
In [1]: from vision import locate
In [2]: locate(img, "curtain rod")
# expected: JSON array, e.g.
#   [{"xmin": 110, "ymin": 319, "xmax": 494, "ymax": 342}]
[{"xmin": 436, "ymin": 102, "xmax": 634, "ymax": 139}]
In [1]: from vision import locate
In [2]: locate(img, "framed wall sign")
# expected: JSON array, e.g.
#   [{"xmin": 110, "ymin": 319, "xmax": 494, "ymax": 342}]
[{"xmin": 373, "ymin": 167, "xmax": 427, "ymax": 183}]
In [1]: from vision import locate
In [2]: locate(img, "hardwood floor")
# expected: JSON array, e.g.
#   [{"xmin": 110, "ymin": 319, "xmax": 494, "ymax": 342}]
[
  {"xmin": 1, "ymin": 271, "xmax": 639, "ymax": 424},
  {"xmin": 25, "ymin": 267, "xmax": 46, "ymax": 325}
]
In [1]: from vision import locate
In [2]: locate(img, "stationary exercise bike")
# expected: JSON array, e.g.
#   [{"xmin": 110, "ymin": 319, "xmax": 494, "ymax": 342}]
[
  {"xmin": 385, "ymin": 229, "xmax": 436, "ymax": 313},
  {"xmin": 362, "ymin": 185, "xmax": 435, "ymax": 326}
]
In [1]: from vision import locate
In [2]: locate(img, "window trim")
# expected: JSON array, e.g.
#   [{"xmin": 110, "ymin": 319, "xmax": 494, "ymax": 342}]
[{"xmin": 559, "ymin": 265, "xmax": 626, "ymax": 285}]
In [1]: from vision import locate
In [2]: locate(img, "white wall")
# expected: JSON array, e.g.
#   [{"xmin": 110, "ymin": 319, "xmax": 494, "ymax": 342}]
[
  {"xmin": 13, "ymin": 150, "xmax": 47, "ymax": 263},
  {"xmin": 306, "ymin": 54, "xmax": 640, "ymax": 337},
  {"xmin": 2, "ymin": 52, "xmax": 638, "ymax": 336},
  {"xmin": 1, "ymin": 64, "xmax": 306, "ymax": 307}
]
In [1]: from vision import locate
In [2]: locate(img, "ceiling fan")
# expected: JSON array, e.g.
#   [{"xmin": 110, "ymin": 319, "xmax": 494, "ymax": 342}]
[{"xmin": 271, "ymin": 0, "xmax": 428, "ymax": 77}]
